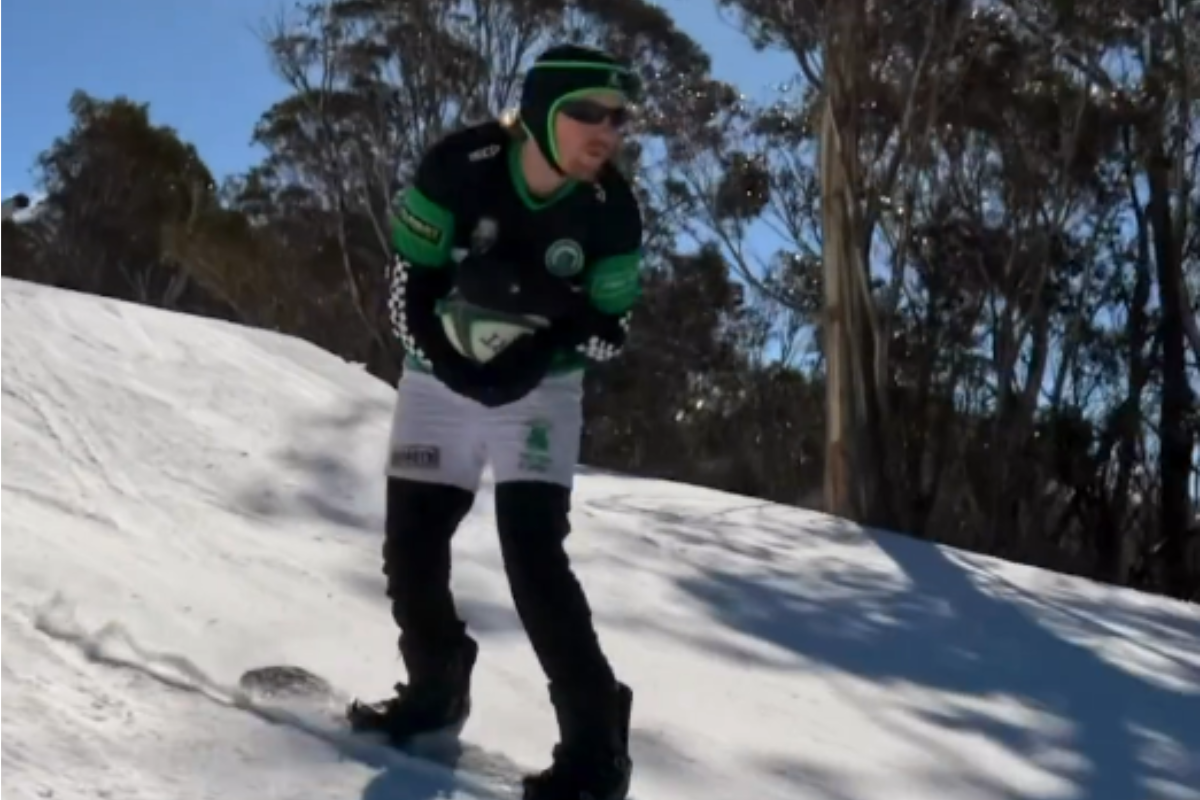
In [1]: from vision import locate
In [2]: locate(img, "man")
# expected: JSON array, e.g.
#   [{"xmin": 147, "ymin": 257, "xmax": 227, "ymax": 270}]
[{"xmin": 346, "ymin": 44, "xmax": 644, "ymax": 800}]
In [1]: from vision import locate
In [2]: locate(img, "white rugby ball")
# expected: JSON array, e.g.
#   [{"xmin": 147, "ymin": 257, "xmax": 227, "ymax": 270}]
[{"xmin": 438, "ymin": 298, "xmax": 548, "ymax": 364}]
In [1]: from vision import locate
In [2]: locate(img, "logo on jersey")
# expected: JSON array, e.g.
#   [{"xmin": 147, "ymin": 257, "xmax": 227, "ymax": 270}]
[
  {"xmin": 471, "ymin": 217, "xmax": 498, "ymax": 254},
  {"xmin": 399, "ymin": 206, "xmax": 442, "ymax": 245},
  {"xmin": 545, "ymin": 239, "xmax": 584, "ymax": 277},
  {"xmin": 468, "ymin": 144, "xmax": 501, "ymax": 162}
]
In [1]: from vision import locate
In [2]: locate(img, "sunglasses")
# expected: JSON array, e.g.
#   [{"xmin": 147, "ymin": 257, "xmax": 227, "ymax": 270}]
[{"xmin": 559, "ymin": 99, "xmax": 631, "ymax": 129}]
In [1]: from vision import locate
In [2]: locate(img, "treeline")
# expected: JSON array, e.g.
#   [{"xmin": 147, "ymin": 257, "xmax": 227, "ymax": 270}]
[{"xmin": 3, "ymin": 0, "xmax": 1197, "ymax": 599}]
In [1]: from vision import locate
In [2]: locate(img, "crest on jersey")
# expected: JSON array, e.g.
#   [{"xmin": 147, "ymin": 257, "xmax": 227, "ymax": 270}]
[{"xmin": 545, "ymin": 239, "xmax": 584, "ymax": 277}]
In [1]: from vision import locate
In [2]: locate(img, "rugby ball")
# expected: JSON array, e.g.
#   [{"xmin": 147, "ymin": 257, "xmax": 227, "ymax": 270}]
[{"xmin": 437, "ymin": 296, "xmax": 548, "ymax": 364}]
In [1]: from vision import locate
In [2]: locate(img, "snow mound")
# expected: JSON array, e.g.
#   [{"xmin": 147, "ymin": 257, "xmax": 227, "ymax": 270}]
[{"xmin": 3, "ymin": 278, "xmax": 1198, "ymax": 800}]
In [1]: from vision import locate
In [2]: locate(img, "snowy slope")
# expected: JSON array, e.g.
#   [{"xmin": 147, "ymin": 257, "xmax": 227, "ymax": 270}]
[{"xmin": 2, "ymin": 276, "xmax": 1198, "ymax": 800}]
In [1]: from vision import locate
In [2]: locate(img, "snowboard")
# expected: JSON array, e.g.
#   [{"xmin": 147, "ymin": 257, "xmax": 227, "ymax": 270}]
[{"xmin": 236, "ymin": 664, "xmax": 530, "ymax": 799}]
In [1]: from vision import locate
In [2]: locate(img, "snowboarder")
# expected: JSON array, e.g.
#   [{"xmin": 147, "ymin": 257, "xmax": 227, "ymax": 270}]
[{"xmin": 348, "ymin": 43, "xmax": 644, "ymax": 800}]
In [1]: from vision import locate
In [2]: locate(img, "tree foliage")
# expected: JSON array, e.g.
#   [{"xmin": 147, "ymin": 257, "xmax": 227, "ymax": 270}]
[{"xmin": 5, "ymin": 0, "xmax": 1197, "ymax": 599}]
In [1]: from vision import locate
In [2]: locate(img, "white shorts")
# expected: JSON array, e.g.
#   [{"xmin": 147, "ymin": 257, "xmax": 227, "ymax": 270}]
[{"xmin": 385, "ymin": 369, "xmax": 584, "ymax": 491}]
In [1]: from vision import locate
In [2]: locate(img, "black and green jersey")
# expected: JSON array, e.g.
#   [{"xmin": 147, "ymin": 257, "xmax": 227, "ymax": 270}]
[{"xmin": 387, "ymin": 121, "xmax": 643, "ymax": 376}]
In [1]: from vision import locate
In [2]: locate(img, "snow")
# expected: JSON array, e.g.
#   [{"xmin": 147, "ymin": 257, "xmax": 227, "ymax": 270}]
[{"xmin": 2, "ymin": 276, "xmax": 1198, "ymax": 800}]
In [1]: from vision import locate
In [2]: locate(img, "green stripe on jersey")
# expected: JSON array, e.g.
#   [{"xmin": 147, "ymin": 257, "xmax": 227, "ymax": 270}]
[
  {"xmin": 587, "ymin": 252, "xmax": 641, "ymax": 314},
  {"xmin": 391, "ymin": 187, "xmax": 454, "ymax": 266}
]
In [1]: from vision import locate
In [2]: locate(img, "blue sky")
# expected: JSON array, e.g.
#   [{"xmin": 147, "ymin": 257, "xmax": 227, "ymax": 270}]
[{"xmin": 2, "ymin": 0, "xmax": 795, "ymax": 196}]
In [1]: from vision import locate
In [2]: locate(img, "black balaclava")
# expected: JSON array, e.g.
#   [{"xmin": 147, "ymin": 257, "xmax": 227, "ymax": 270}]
[{"xmin": 518, "ymin": 44, "xmax": 641, "ymax": 174}]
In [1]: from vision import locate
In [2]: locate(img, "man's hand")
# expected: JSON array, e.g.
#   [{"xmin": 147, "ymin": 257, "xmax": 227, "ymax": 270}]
[
  {"xmin": 429, "ymin": 354, "xmax": 485, "ymax": 399},
  {"xmin": 469, "ymin": 331, "xmax": 558, "ymax": 407},
  {"xmin": 426, "ymin": 329, "xmax": 556, "ymax": 408},
  {"xmin": 454, "ymin": 252, "xmax": 583, "ymax": 319}
]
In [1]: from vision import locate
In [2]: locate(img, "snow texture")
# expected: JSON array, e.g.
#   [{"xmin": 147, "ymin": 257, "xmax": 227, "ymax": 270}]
[{"xmin": 2, "ymin": 276, "xmax": 1199, "ymax": 800}]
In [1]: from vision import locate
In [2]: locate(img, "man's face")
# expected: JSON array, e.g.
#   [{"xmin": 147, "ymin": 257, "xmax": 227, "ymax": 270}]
[{"xmin": 553, "ymin": 90, "xmax": 629, "ymax": 180}]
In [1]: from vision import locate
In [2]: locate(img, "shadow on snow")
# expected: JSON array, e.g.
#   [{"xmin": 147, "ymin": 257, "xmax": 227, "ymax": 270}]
[{"xmin": 603, "ymin": 499, "xmax": 1199, "ymax": 800}]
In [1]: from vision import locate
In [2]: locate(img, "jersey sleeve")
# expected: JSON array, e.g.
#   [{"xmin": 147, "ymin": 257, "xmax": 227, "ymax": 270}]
[
  {"xmin": 390, "ymin": 148, "xmax": 457, "ymax": 267},
  {"xmin": 385, "ymin": 139, "xmax": 464, "ymax": 367},
  {"xmin": 574, "ymin": 190, "xmax": 643, "ymax": 363}
]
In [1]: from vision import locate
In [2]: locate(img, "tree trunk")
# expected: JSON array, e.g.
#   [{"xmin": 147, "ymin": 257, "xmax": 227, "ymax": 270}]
[
  {"xmin": 1147, "ymin": 150, "xmax": 1194, "ymax": 598},
  {"xmin": 820, "ymin": 1, "xmax": 885, "ymax": 525},
  {"xmin": 1144, "ymin": 24, "xmax": 1196, "ymax": 598}
]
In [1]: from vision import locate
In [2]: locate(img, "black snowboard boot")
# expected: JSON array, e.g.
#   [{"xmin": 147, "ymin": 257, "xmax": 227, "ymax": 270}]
[
  {"xmin": 522, "ymin": 680, "xmax": 633, "ymax": 800},
  {"xmin": 347, "ymin": 634, "xmax": 478, "ymax": 745}
]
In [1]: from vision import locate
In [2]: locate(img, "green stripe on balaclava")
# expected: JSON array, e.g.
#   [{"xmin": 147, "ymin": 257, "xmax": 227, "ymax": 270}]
[{"xmin": 519, "ymin": 44, "xmax": 640, "ymax": 174}]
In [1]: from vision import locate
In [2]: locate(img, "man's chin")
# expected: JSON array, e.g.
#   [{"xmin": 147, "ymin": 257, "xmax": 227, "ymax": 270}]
[{"xmin": 565, "ymin": 157, "xmax": 606, "ymax": 180}]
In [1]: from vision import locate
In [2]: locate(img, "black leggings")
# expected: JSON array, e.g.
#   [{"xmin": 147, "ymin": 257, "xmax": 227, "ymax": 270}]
[{"xmin": 383, "ymin": 477, "xmax": 616, "ymax": 694}]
